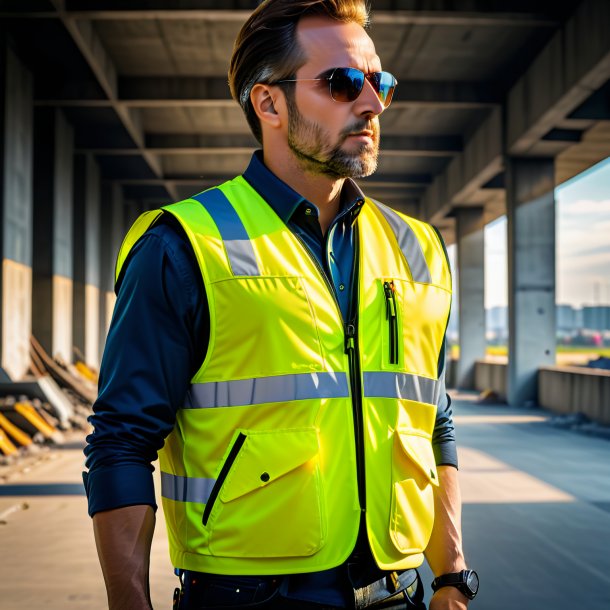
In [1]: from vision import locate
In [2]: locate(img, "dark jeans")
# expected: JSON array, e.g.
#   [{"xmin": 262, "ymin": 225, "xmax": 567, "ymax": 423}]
[{"xmin": 174, "ymin": 571, "xmax": 426, "ymax": 610}]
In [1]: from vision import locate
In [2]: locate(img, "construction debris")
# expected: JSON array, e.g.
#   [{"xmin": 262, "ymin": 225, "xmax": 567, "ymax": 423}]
[{"xmin": 0, "ymin": 336, "xmax": 98, "ymax": 463}]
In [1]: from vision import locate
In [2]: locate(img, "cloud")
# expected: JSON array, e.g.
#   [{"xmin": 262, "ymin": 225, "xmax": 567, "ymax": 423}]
[{"xmin": 558, "ymin": 198, "xmax": 610, "ymax": 217}]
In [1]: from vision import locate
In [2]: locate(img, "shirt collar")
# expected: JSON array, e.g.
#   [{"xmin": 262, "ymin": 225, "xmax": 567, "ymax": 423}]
[{"xmin": 242, "ymin": 151, "xmax": 365, "ymax": 223}]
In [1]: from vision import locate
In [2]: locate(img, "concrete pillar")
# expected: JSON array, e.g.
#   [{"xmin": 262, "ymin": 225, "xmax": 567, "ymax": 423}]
[
  {"xmin": 72, "ymin": 155, "xmax": 101, "ymax": 368},
  {"xmin": 98, "ymin": 182, "xmax": 124, "ymax": 362},
  {"xmin": 455, "ymin": 207, "xmax": 486, "ymax": 388},
  {"xmin": 123, "ymin": 200, "xmax": 143, "ymax": 230},
  {"xmin": 32, "ymin": 108, "xmax": 74, "ymax": 362},
  {"xmin": 506, "ymin": 157, "xmax": 556, "ymax": 406},
  {"xmin": 0, "ymin": 42, "xmax": 33, "ymax": 380}
]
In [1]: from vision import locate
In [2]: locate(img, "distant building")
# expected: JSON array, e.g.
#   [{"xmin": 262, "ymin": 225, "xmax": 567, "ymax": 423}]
[
  {"xmin": 557, "ymin": 304, "xmax": 577, "ymax": 331},
  {"xmin": 582, "ymin": 306, "xmax": 610, "ymax": 331}
]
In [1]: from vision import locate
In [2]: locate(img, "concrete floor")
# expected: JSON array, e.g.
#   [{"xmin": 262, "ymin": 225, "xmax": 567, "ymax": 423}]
[{"xmin": 1, "ymin": 391, "xmax": 609, "ymax": 609}]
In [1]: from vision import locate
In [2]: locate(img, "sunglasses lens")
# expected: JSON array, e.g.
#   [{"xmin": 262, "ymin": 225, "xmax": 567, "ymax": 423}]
[
  {"xmin": 373, "ymin": 72, "xmax": 397, "ymax": 107},
  {"xmin": 329, "ymin": 68, "xmax": 365, "ymax": 102},
  {"xmin": 329, "ymin": 69, "xmax": 397, "ymax": 107}
]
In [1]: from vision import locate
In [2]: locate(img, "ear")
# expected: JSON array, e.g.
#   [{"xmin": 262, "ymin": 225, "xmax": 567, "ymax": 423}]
[{"xmin": 250, "ymin": 83, "xmax": 284, "ymax": 130}]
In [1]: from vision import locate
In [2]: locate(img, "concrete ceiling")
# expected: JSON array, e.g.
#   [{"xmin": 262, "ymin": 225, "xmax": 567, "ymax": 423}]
[{"xmin": 2, "ymin": 0, "xmax": 610, "ymax": 242}]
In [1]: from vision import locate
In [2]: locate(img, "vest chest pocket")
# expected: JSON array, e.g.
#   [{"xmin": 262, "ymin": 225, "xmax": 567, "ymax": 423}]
[
  {"xmin": 205, "ymin": 427, "xmax": 326, "ymax": 558},
  {"xmin": 389, "ymin": 428, "xmax": 439, "ymax": 555}
]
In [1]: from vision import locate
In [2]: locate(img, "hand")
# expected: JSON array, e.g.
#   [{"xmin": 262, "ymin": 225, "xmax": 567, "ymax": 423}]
[{"xmin": 429, "ymin": 586, "xmax": 469, "ymax": 610}]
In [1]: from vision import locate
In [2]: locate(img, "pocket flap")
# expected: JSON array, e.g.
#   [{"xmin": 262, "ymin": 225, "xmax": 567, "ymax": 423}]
[
  {"xmin": 395, "ymin": 428, "xmax": 439, "ymax": 487},
  {"xmin": 220, "ymin": 427, "xmax": 319, "ymax": 503}
]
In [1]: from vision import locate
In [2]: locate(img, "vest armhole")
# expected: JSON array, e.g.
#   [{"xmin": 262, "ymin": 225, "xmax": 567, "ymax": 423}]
[{"xmin": 431, "ymin": 225, "xmax": 452, "ymax": 378}]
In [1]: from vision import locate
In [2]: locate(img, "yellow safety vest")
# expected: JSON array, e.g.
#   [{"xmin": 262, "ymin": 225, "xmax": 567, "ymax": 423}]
[{"xmin": 116, "ymin": 176, "xmax": 452, "ymax": 576}]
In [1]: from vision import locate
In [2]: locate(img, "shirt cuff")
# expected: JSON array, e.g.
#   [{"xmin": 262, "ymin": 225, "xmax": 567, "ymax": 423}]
[
  {"xmin": 83, "ymin": 464, "xmax": 157, "ymax": 517},
  {"xmin": 433, "ymin": 440, "xmax": 458, "ymax": 469}
]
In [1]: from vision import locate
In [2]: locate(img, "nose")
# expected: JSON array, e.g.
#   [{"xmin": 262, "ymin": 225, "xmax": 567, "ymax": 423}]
[{"xmin": 355, "ymin": 76, "xmax": 386, "ymax": 118}]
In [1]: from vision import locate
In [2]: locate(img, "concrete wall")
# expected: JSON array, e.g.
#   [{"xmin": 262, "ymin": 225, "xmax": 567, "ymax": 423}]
[
  {"xmin": 474, "ymin": 359, "xmax": 508, "ymax": 399},
  {"xmin": 471, "ymin": 359, "xmax": 610, "ymax": 427},
  {"xmin": 539, "ymin": 366, "xmax": 610, "ymax": 426},
  {"xmin": 1, "ymin": 43, "xmax": 33, "ymax": 380}
]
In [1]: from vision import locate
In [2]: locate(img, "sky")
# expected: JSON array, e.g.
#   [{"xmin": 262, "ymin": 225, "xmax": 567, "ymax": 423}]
[{"xmin": 451, "ymin": 156, "xmax": 610, "ymax": 310}]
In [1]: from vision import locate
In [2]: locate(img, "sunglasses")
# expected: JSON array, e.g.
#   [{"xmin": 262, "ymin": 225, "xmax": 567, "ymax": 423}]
[{"xmin": 276, "ymin": 67, "xmax": 397, "ymax": 108}]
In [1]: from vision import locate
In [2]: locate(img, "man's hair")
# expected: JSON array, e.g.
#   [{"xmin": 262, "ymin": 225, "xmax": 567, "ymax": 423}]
[{"xmin": 228, "ymin": 0, "xmax": 370, "ymax": 143}]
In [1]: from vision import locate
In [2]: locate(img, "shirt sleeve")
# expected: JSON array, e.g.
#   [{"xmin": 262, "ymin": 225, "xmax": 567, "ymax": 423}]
[
  {"xmin": 431, "ymin": 346, "xmax": 458, "ymax": 469},
  {"xmin": 83, "ymin": 217, "xmax": 208, "ymax": 516}
]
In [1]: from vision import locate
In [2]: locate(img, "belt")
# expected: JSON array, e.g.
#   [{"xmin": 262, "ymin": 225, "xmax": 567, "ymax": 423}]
[{"xmin": 179, "ymin": 567, "xmax": 420, "ymax": 609}]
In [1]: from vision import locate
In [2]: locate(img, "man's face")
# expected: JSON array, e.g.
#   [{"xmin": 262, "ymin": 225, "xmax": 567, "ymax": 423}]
[{"xmin": 285, "ymin": 16, "xmax": 386, "ymax": 179}]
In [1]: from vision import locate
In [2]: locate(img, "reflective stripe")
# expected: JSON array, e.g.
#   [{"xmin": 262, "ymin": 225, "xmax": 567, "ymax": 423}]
[
  {"xmin": 363, "ymin": 372, "xmax": 439, "ymax": 405},
  {"xmin": 192, "ymin": 188, "xmax": 260, "ymax": 276},
  {"xmin": 186, "ymin": 372, "xmax": 350, "ymax": 409},
  {"xmin": 161, "ymin": 472, "xmax": 216, "ymax": 504},
  {"xmin": 370, "ymin": 200, "xmax": 432, "ymax": 284}
]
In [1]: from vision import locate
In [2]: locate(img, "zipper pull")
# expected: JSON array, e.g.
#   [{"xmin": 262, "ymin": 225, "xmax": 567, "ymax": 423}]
[
  {"xmin": 383, "ymin": 281, "xmax": 397, "ymax": 319},
  {"xmin": 345, "ymin": 322, "xmax": 356, "ymax": 353}
]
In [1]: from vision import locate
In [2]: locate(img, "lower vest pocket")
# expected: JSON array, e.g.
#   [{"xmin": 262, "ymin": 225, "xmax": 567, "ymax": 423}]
[
  {"xmin": 206, "ymin": 427, "xmax": 325, "ymax": 558},
  {"xmin": 389, "ymin": 428, "xmax": 438, "ymax": 555}
]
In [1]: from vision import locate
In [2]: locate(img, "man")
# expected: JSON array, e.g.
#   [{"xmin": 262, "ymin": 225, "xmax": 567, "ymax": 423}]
[{"xmin": 84, "ymin": 1, "xmax": 478, "ymax": 609}]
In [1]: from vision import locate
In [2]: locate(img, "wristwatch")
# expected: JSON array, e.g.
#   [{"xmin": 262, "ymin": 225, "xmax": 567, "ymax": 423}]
[{"xmin": 431, "ymin": 569, "xmax": 479, "ymax": 600}]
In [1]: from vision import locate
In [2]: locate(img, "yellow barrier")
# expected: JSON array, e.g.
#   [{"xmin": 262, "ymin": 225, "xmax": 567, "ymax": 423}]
[
  {"xmin": 74, "ymin": 361, "xmax": 98, "ymax": 383},
  {"xmin": 0, "ymin": 428, "xmax": 17, "ymax": 456},
  {"xmin": 14, "ymin": 402, "xmax": 57, "ymax": 439},
  {"xmin": 0, "ymin": 412, "xmax": 33, "ymax": 447}
]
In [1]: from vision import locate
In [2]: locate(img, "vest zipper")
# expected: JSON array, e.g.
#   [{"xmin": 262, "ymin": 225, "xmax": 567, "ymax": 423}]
[
  {"xmin": 383, "ymin": 281, "xmax": 399, "ymax": 365},
  {"xmin": 293, "ymin": 231, "xmax": 366, "ymax": 510},
  {"xmin": 202, "ymin": 431, "xmax": 247, "ymax": 526}
]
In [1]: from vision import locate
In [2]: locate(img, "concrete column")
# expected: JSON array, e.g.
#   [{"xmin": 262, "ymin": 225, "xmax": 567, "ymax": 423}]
[
  {"xmin": 98, "ymin": 182, "xmax": 124, "ymax": 362},
  {"xmin": 506, "ymin": 157, "xmax": 556, "ymax": 406},
  {"xmin": 32, "ymin": 108, "xmax": 74, "ymax": 362},
  {"xmin": 455, "ymin": 207, "xmax": 486, "ymax": 388},
  {"xmin": 0, "ymin": 42, "xmax": 33, "ymax": 380},
  {"xmin": 123, "ymin": 200, "xmax": 143, "ymax": 230},
  {"xmin": 72, "ymin": 155, "xmax": 101, "ymax": 368}
]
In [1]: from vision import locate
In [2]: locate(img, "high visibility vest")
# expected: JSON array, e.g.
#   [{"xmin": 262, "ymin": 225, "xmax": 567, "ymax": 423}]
[{"xmin": 116, "ymin": 176, "xmax": 452, "ymax": 576}]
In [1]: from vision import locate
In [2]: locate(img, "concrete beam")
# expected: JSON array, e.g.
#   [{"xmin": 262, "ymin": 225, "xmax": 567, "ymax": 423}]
[
  {"xmin": 455, "ymin": 207, "xmax": 486, "ymax": 389},
  {"xmin": 506, "ymin": 157, "xmax": 556, "ymax": 407},
  {"xmin": 507, "ymin": 0, "xmax": 610, "ymax": 154},
  {"xmin": 421, "ymin": 107, "xmax": 504, "ymax": 223},
  {"xmin": 36, "ymin": 78, "xmax": 499, "ymax": 110},
  {"xmin": 115, "ymin": 77, "xmax": 501, "ymax": 109},
  {"xmin": 49, "ymin": 0, "xmax": 178, "ymax": 201},
  {"xmin": 74, "ymin": 134, "xmax": 463, "ymax": 158},
  {"xmin": 16, "ymin": 4, "xmax": 560, "ymax": 27}
]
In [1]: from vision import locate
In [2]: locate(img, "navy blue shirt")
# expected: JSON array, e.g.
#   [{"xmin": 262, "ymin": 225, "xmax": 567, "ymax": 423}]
[{"xmin": 84, "ymin": 151, "xmax": 457, "ymax": 519}]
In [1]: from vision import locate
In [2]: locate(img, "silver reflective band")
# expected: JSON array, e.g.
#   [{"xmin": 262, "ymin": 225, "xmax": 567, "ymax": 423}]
[
  {"xmin": 161, "ymin": 472, "xmax": 216, "ymax": 504},
  {"xmin": 191, "ymin": 188, "xmax": 261, "ymax": 277},
  {"xmin": 223, "ymin": 238, "xmax": 260, "ymax": 276},
  {"xmin": 370, "ymin": 199, "xmax": 432, "ymax": 284},
  {"xmin": 363, "ymin": 371, "xmax": 440, "ymax": 405},
  {"xmin": 186, "ymin": 372, "xmax": 350, "ymax": 409}
]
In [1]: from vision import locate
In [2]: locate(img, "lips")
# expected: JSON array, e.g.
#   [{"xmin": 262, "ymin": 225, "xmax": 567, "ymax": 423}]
[{"xmin": 349, "ymin": 130, "xmax": 374, "ymax": 138}]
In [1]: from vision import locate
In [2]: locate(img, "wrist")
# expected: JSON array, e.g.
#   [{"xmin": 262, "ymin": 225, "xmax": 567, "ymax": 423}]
[{"xmin": 431, "ymin": 569, "xmax": 479, "ymax": 601}]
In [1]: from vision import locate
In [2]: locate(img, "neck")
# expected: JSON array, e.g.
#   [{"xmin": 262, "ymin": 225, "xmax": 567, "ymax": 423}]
[{"xmin": 263, "ymin": 148, "xmax": 344, "ymax": 235}]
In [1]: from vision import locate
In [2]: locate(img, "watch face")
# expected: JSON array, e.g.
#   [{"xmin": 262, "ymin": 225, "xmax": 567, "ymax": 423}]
[{"xmin": 466, "ymin": 570, "xmax": 479, "ymax": 595}]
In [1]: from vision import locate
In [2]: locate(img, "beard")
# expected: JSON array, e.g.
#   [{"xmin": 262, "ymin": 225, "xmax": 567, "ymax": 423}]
[{"xmin": 286, "ymin": 96, "xmax": 379, "ymax": 179}]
